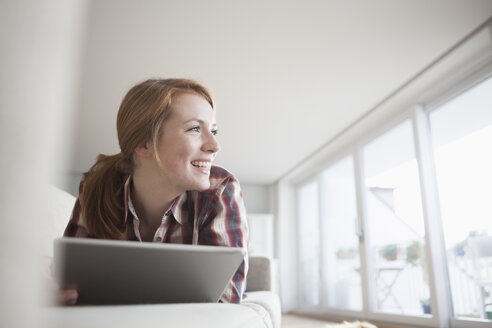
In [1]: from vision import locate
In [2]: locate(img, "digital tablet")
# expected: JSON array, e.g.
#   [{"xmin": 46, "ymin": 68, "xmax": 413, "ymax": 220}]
[{"xmin": 53, "ymin": 237, "xmax": 245, "ymax": 305}]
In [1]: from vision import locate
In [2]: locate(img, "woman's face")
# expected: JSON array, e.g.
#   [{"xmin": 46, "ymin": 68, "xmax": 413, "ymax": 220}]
[{"xmin": 154, "ymin": 92, "xmax": 220, "ymax": 193}]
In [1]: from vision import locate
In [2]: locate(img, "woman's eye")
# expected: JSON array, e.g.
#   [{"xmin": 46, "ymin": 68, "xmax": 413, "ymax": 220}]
[
  {"xmin": 188, "ymin": 126, "xmax": 200, "ymax": 133},
  {"xmin": 211, "ymin": 129, "xmax": 218, "ymax": 136}
]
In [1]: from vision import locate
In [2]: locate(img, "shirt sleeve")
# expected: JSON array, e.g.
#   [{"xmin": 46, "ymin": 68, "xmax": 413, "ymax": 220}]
[
  {"xmin": 63, "ymin": 196, "xmax": 90, "ymax": 238},
  {"xmin": 63, "ymin": 178, "xmax": 90, "ymax": 238},
  {"xmin": 198, "ymin": 175, "xmax": 249, "ymax": 304}
]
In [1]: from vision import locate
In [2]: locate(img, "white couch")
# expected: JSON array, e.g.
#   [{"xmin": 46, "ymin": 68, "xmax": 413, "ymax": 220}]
[{"xmin": 44, "ymin": 186, "xmax": 281, "ymax": 328}]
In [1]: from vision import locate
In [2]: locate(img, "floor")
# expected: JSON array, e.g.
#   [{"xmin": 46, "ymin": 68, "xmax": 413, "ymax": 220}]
[{"xmin": 281, "ymin": 314, "xmax": 335, "ymax": 328}]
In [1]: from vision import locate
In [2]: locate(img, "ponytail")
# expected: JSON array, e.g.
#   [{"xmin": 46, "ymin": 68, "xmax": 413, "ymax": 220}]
[{"xmin": 80, "ymin": 153, "xmax": 130, "ymax": 239}]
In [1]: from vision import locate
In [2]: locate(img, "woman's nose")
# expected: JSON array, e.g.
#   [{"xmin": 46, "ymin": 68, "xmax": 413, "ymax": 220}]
[{"xmin": 203, "ymin": 131, "xmax": 221, "ymax": 154}]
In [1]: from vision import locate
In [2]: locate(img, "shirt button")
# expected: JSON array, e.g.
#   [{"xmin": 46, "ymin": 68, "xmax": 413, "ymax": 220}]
[{"xmin": 156, "ymin": 237, "xmax": 162, "ymax": 242}]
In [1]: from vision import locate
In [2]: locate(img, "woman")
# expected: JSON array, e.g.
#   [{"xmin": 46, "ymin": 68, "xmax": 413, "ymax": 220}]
[{"xmin": 62, "ymin": 79, "xmax": 248, "ymax": 304}]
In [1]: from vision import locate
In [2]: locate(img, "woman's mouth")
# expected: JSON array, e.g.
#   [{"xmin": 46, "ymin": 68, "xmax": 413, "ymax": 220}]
[{"xmin": 191, "ymin": 160, "xmax": 211, "ymax": 174}]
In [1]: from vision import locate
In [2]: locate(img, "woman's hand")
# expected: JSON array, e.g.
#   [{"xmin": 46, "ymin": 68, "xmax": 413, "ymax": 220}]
[
  {"xmin": 57, "ymin": 288, "xmax": 78, "ymax": 305},
  {"xmin": 43, "ymin": 256, "xmax": 79, "ymax": 305}
]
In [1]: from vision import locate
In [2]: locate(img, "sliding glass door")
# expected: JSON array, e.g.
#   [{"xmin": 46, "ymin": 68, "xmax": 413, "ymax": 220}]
[
  {"xmin": 297, "ymin": 180, "xmax": 321, "ymax": 306},
  {"xmin": 297, "ymin": 156, "xmax": 363, "ymax": 311},
  {"xmin": 362, "ymin": 120, "xmax": 430, "ymax": 316},
  {"xmin": 320, "ymin": 156, "xmax": 362, "ymax": 310},
  {"xmin": 429, "ymin": 76, "xmax": 492, "ymax": 322}
]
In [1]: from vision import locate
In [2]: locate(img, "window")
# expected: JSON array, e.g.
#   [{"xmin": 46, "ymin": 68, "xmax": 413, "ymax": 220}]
[
  {"xmin": 297, "ymin": 179, "xmax": 321, "ymax": 306},
  {"xmin": 429, "ymin": 76, "xmax": 492, "ymax": 321},
  {"xmin": 363, "ymin": 120, "xmax": 430, "ymax": 315},
  {"xmin": 321, "ymin": 155, "xmax": 362, "ymax": 310}
]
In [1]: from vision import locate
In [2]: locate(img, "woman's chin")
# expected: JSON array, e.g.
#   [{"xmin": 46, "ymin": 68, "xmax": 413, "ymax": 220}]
[
  {"xmin": 189, "ymin": 180, "xmax": 210, "ymax": 191},
  {"xmin": 198, "ymin": 182, "xmax": 211, "ymax": 191}
]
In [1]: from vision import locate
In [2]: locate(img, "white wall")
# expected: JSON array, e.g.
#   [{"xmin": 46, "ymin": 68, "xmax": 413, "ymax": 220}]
[
  {"xmin": 241, "ymin": 183, "xmax": 273, "ymax": 214},
  {"xmin": 0, "ymin": 1, "xmax": 88, "ymax": 326}
]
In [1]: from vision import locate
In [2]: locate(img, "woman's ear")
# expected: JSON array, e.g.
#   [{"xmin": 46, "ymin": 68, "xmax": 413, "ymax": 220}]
[{"xmin": 134, "ymin": 141, "xmax": 153, "ymax": 158}]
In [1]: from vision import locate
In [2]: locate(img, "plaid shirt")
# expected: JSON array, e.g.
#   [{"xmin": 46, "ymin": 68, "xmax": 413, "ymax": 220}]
[{"xmin": 64, "ymin": 165, "xmax": 249, "ymax": 303}]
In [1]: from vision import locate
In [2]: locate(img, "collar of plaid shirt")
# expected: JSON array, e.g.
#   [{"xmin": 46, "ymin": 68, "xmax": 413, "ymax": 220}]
[{"xmin": 122, "ymin": 176, "xmax": 187, "ymax": 242}]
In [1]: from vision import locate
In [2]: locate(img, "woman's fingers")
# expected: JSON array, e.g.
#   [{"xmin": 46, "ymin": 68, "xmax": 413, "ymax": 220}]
[{"xmin": 58, "ymin": 289, "xmax": 78, "ymax": 305}]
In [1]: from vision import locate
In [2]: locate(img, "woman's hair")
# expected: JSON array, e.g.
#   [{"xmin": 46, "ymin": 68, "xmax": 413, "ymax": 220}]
[{"xmin": 81, "ymin": 78, "xmax": 214, "ymax": 239}]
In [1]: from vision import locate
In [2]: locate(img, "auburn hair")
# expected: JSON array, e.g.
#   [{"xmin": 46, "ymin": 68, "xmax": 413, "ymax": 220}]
[{"xmin": 80, "ymin": 79, "xmax": 214, "ymax": 239}]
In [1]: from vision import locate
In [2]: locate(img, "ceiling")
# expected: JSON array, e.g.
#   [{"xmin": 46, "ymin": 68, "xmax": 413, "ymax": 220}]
[{"xmin": 71, "ymin": 0, "xmax": 492, "ymax": 184}]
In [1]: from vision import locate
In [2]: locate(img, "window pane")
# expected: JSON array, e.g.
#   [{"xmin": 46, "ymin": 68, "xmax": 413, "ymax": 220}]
[
  {"xmin": 363, "ymin": 120, "xmax": 431, "ymax": 315},
  {"xmin": 429, "ymin": 76, "xmax": 492, "ymax": 321},
  {"xmin": 297, "ymin": 180, "xmax": 321, "ymax": 306},
  {"xmin": 321, "ymin": 156, "xmax": 362, "ymax": 310}
]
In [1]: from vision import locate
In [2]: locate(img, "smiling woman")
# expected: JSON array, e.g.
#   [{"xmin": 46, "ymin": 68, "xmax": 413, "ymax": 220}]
[{"xmin": 61, "ymin": 79, "xmax": 248, "ymax": 304}]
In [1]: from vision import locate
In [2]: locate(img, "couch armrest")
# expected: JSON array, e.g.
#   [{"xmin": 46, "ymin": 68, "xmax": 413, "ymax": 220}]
[
  {"xmin": 247, "ymin": 256, "xmax": 274, "ymax": 292},
  {"xmin": 243, "ymin": 291, "xmax": 281, "ymax": 328}
]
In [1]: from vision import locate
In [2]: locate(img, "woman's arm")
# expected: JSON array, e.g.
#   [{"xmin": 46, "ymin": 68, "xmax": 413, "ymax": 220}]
[
  {"xmin": 63, "ymin": 196, "xmax": 90, "ymax": 238},
  {"xmin": 198, "ymin": 174, "xmax": 249, "ymax": 303}
]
